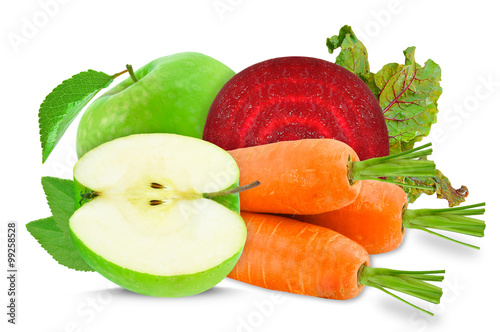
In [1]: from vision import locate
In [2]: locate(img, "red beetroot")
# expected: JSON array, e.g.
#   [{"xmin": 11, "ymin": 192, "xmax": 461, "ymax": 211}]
[{"xmin": 203, "ymin": 56, "xmax": 389, "ymax": 160}]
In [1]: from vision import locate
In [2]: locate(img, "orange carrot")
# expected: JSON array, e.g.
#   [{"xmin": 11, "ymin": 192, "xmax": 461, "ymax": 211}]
[
  {"xmin": 228, "ymin": 139, "xmax": 435, "ymax": 214},
  {"xmin": 295, "ymin": 180, "xmax": 486, "ymax": 254},
  {"xmin": 230, "ymin": 212, "xmax": 445, "ymax": 315}
]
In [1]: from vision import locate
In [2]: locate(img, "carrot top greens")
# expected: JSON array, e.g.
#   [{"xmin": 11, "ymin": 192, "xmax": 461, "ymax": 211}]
[
  {"xmin": 349, "ymin": 143, "xmax": 435, "ymax": 189},
  {"xmin": 358, "ymin": 265, "xmax": 445, "ymax": 316},
  {"xmin": 403, "ymin": 203, "xmax": 486, "ymax": 249}
]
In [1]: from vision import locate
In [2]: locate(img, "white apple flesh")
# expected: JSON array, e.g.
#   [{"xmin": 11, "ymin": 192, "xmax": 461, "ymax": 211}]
[{"xmin": 70, "ymin": 134, "xmax": 246, "ymax": 297}]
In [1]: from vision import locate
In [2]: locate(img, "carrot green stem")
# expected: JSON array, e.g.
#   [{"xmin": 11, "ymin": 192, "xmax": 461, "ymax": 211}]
[
  {"xmin": 402, "ymin": 203, "xmax": 486, "ymax": 249},
  {"xmin": 358, "ymin": 265, "xmax": 445, "ymax": 316},
  {"xmin": 349, "ymin": 143, "xmax": 435, "ymax": 189}
]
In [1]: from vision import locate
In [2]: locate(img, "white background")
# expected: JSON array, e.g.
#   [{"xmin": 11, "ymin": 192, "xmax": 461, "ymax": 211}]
[{"xmin": 1, "ymin": 0, "xmax": 499, "ymax": 331}]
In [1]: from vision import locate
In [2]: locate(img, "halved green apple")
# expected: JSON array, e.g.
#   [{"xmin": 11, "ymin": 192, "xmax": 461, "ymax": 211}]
[{"xmin": 69, "ymin": 133, "xmax": 246, "ymax": 297}]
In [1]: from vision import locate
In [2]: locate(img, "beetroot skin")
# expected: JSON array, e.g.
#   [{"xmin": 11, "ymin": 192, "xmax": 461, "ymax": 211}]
[{"xmin": 202, "ymin": 56, "xmax": 389, "ymax": 160}]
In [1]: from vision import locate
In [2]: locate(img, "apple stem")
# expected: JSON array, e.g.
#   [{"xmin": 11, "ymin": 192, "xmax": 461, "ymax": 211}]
[
  {"xmin": 126, "ymin": 64, "xmax": 139, "ymax": 83},
  {"xmin": 204, "ymin": 181, "xmax": 261, "ymax": 198},
  {"xmin": 112, "ymin": 69, "xmax": 128, "ymax": 79}
]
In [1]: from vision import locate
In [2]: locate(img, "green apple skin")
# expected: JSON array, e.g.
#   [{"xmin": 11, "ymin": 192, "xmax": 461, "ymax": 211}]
[
  {"xmin": 70, "ymin": 230, "xmax": 243, "ymax": 297},
  {"xmin": 76, "ymin": 52, "xmax": 235, "ymax": 157}
]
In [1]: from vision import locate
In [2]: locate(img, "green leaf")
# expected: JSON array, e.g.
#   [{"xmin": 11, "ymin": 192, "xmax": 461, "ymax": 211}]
[
  {"xmin": 362, "ymin": 71, "xmax": 382, "ymax": 100},
  {"xmin": 374, "ymin": 47, "xmax": 442, "ymax": 154},
  {"xmin": 26, "ymin": 217, "xmax": 94, "ymax": 271},
  {"xmin": 400, "ymin": 169, "xmax": 469, "ymax": 206},
  {"xmin": 42, "ymin": 176, "xmax": 75, "ymax": 230},
  {"xmin": 326, "ymin": 27, "xmax": 467, "ymax": 206},
  {"xmin": 38, "ymin": 69, "xmax": 118, "ymax": 163},
  {"xmin": 327, "ymin": 25, "xmax": 371, "ymax": 83},
  {"xmin": 26, "ymin": 176, "xmax": 94, "ymax": 271}
]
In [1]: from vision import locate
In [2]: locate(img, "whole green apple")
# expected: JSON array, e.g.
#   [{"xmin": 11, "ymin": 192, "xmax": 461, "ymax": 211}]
[{"xmin": 76, "ymin": 52, "xmax": 235, "ymax": 157}]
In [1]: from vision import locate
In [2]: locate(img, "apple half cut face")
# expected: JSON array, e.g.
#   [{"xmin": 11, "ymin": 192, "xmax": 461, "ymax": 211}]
[{"xmin": 69, "ymin": 134, "xmax": 246, "ymax": 297}]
